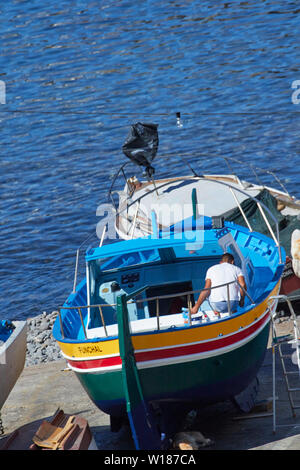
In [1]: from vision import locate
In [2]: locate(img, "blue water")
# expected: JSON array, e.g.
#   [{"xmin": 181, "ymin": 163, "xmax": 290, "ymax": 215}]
[{"xmin": 0, "ymin": 1, "xmax": 299, "ymax": 320}]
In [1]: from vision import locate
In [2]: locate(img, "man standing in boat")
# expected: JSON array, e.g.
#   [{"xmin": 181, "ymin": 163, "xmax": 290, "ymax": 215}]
[{"xmin": 191, "ymin": 253, "xmax": 247, "ymax": 316}]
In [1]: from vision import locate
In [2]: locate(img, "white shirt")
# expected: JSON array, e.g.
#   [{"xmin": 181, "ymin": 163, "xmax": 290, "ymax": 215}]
[{"xmin": 205, "ymin": 262, "xmax": 244, "ymax": 302}]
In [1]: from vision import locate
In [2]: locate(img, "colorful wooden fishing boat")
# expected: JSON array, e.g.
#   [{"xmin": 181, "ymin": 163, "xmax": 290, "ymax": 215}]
[
  {"xmin": 0, "ymin": 320, "xmax": 27, "ymax": 410},
  {"xmin": 53, "ymin": 183, "xmax": 285, "ymax": 449}
]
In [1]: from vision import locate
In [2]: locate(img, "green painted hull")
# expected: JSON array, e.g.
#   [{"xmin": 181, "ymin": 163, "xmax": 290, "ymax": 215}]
[{"xmin": 75, "ymin": 320, "xmax": 270, "ymax": 417}]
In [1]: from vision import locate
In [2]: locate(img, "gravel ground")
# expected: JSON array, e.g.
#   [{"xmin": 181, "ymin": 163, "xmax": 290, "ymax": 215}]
[{"xmin": 25, "ymin": 311, "xmax": 62, "ymax": 367}]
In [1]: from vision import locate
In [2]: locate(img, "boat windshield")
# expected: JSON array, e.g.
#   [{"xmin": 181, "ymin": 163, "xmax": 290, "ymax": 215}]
[{"xmin": 93, "ymin": 248, "xmax": 161, "ymax": 272}]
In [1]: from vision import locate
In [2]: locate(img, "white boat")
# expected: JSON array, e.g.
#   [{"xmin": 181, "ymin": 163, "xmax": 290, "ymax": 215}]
[
  {"xmin": 114, "ymin": 173, "xmax": 300, "ymax": 241},
  {"xmin": 107, "ymin": 123, "xmax": 300, "ymax": 302},
  {"xmin": 0, "ymin": 321, "xmax": 27, "ymax": 410}
]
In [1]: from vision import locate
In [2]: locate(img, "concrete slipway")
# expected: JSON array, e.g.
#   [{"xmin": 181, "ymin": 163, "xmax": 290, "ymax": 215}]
[{"xmin": 2, "ymin": 318, "xmax": 300, "ymax": 451}]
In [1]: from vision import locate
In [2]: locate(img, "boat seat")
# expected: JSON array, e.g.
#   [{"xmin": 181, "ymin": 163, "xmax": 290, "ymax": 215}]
[{"xmin": 202, "ymin": 310, "xmax": 230, "ymax": 321}]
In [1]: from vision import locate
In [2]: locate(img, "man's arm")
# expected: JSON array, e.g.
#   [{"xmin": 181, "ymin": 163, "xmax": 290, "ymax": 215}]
[
  {"xmin": 238, "ymin": 275, "xmax": 246, "ymax": 307},
  {"xmin": 191, "ymin": 279, "xmax": 211, "ymax": 315}
]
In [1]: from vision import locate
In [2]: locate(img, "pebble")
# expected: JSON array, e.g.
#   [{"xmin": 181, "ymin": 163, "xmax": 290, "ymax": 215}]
[{"xmin": 25, "ymin": 311, "xmax": 63, "ymax": 367}]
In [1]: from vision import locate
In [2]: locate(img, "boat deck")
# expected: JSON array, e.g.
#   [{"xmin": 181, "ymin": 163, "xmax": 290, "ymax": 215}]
[
  {"xmin": 118, "ymin": 178, "xmax": 262, "ymax": 236},
  {"xmin": 85, "ymin": 310, "xmax": 229, "ymax": 339}
]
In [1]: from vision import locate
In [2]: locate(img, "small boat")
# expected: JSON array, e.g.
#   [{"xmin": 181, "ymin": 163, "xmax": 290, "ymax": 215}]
[
  {"xmin": 0, "ymin": 408, "xmax": 97, "ymax": 450},
  {"xmin": 0, "ymin": 320, "xmax": 27, "ymax": 410},
  {"xmin": 108, "ymin": 122, "xmax": 300, "ymax": 301},
  {"xmin": 53, "ymin": 182, "xmax": 285, "ymax": 450}
]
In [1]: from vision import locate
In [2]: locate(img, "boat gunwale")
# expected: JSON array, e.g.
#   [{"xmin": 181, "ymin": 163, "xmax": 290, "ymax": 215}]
[
  {"xmin": 54, "ymin": 280, "xmax": 281, "ymax": 355},
  {"xmin": 54, "ymin": 280, "xmax": 277, "ymax": 342},
  {"xmin": 58, "ymin": 306, "xmax": 272, "ymax": 361},
  {"xmin": 86, "ymin": 220, "xmax": 283, "ymax": 264},
  {"xmin": 61, "ymin": 309, "xmax": 272, "ymax": 374}
]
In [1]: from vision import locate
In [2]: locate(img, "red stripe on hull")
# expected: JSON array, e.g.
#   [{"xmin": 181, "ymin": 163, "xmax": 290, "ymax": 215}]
[
  {"xmin": 136, "ymin": 311, "xmax": 269, "ymax": 362},
  {"xmin": 68, "ymin": 356, "xmax": 122, "ymax": 369},
  {"xmin": 68, "ymin": 311, "xmax": 269, "ymax": 371}
]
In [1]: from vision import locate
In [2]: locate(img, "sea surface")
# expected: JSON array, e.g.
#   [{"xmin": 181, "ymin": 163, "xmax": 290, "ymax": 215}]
[{"xmin": 0, "ymin": 1, "xmax": 299, "ymax": 320}]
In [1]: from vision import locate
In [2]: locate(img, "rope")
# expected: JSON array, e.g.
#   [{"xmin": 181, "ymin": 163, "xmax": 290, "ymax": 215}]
[{"xmin": 0, "ymin": 411, "xmax": 4, "ymax": 435}]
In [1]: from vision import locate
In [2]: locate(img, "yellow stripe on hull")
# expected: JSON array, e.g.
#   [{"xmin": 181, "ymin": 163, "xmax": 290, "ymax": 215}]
[{"xmin": 57, "ymin": 282, "xmax": 280, "ymax": 360}]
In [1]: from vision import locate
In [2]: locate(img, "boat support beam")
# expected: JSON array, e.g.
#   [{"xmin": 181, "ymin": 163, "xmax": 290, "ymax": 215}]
[{"xmin": 116, "ymin": 291, "xmax": 165, "ymax": 450}]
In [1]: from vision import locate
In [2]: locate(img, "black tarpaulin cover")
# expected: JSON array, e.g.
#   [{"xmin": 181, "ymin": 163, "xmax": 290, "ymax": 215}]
[{"xmin": 122, "ymin": 122, "xmax": 159, "ymax": 177}]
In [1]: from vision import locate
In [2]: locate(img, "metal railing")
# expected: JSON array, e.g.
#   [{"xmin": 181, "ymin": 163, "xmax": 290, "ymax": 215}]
[
  {"xmin": 113, "ymin": 176, "xmax": 283, "ymax": 263},
  {"xmin": 58, "ymin": 279, "xmax": 254, "ymax": 340},
  {"xmin": 108, "ymin": 152, "xmax": 293, "ymax": 210},
  {"xmin": 268, "ymin": 294, "xmax": 300, "ymax": 433}
]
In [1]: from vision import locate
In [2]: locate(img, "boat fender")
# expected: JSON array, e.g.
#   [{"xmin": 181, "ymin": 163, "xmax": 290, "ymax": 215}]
[{"xmin": 291, "ymin": 229, "xmax": 300, "ymax": 278}]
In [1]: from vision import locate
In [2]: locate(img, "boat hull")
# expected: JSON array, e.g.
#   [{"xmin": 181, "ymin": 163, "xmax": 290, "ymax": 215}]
[
  {"xmin": 60, "ymin": 308, "xmax": 271, "ymax": 418},
  {"xmin": 0, "ymin": 321, "xmax": 27, "ymax": 409},
  {"xmin": 78, "ymin": 322, "xmax": 269, "ymax": 417}
]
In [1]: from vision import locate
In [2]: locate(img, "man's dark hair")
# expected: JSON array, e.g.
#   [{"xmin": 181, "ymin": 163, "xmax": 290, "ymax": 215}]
[{"xmin": 221, "ymin": 252, "xmax": 234, "ymax": 263}]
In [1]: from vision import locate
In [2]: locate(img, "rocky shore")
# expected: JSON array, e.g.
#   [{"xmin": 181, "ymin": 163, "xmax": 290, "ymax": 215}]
[{"xmin": 26, "ymin": 311, "xmax": 62, "ymax": 367}]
